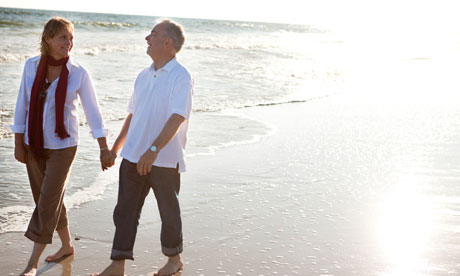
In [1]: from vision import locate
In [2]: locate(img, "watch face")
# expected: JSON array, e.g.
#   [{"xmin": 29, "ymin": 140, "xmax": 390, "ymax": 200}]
[{"xmin": 150, "ymin": 146, "xmax": 157, "ymax": 152}]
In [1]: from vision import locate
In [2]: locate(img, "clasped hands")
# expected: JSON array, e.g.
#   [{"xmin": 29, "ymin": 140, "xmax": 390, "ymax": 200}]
[
  {"xmin": 100, "ymin": 148, "xmax": 116, "ymax": 171},
  {"xmin": 100, "ymin": 147, "xmax": 157, "ymax": 176}
]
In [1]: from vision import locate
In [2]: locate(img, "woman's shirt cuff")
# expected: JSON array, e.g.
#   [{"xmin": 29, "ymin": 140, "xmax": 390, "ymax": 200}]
[
  {"xmin": 9, "ymin": 124, "xmax": 25, "ymax": 133},
  {"xmin": 89, "ymin": 128, "xmax": 110, "ymax": 139}
]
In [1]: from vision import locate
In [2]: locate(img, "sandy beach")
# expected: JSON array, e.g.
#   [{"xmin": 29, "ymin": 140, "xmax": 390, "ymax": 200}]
[
  {"xmin": 2, "ymin": 4, "xmax": 460, "ymax": 276},
  {"xmin": 2, "ymin": 86, "xmax": 460, "ymax": 276}
]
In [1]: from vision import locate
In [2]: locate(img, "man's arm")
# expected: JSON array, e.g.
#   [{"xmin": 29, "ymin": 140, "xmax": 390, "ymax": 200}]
[
  {"xmin": 137, "ymin": 113, "xmax": 186, "ymax": 176},
  {"xmin": 110, "ymin": 113, "xmax": 133, "ymax": 164}
]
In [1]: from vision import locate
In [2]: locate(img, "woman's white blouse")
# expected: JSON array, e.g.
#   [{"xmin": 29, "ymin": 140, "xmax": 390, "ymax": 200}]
[{"xmin": 10, "ymin": 55, "xmax": 108, "ymax": 149}]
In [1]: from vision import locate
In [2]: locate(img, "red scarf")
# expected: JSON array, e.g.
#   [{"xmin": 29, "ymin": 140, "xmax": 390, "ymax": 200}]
[{"xmin": 28, "ymin": 55, "xmax": 70, "ymax": 159}]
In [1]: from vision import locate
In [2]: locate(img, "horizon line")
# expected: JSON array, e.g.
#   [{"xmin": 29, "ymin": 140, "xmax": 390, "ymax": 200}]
[{"xmin": 0, "ymin": 5, "xmax": 318, "ymax": 27}]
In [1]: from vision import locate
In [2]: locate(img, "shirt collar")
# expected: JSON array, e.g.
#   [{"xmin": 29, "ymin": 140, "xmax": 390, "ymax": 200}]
[
  {"xmin": 66, "ymin": 55, "xmax": 76, "ymax": 71},
  {"xmin": 150, "ymin": 57, "xmax": 178, "ymax": 73}
]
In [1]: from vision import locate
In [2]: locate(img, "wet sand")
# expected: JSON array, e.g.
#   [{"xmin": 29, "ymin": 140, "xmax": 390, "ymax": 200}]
[{"xmin": 2, "ymin": 91, "xmax": 460, "ymax": 276}]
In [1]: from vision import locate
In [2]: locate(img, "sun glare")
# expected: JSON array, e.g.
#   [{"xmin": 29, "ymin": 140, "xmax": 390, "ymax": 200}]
[{"xmin": 377, "ymin": 175, "xmax": 433, "ymax": 275}]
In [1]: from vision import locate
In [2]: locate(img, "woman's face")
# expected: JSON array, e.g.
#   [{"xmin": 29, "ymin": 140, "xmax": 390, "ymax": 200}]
[{"xmin": 46, "ymin": 27, "xmax": 73, "ymax": 59}]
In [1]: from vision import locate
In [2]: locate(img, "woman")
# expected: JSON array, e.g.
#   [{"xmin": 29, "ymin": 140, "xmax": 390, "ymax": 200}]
[{"xmin": 10, "ymin": 17, "xmax": 112, "ymax": 276}]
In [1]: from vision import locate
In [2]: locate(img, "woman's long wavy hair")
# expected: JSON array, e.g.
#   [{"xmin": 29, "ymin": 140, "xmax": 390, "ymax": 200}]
[{"xmin": 40, "ymin": 17, "xmax": 74, "ymax": 56}]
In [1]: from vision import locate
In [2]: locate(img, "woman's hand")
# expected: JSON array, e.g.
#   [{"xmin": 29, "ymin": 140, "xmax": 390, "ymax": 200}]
[
  {"xmin": 14, "ymin": 143, "xmax": 27, "ymax": 164},
  {"xmin": 109, "ymin": 148, "xmax": 118, "ymax": 167},
  {"xmin": 14, "ymin": 133, "xmax": 27, "ymax": 164}
]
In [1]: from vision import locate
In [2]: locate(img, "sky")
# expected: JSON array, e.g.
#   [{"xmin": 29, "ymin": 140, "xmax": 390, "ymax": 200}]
[
  {"xmin": 1, "ymin": 0, "xmax": 459, "ymax": 52},
  {"xmin": 1, "ymin": 0, "xmax": 459, "ymax": 28},
  {"xmin": 1, "ymin": 0, "xmax": 343, "ymax": 25}
]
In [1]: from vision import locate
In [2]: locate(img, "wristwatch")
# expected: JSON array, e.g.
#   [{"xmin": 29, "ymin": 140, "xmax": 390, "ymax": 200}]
[{"xmin": 150, "ymin": 145, "xmax": 159, "ymax": 153}]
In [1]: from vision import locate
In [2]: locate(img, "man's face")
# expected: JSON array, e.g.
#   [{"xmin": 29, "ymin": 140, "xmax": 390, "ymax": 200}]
[{"xmin": 145, "ymin": 23, "xmax": 167, "ymax": 59}]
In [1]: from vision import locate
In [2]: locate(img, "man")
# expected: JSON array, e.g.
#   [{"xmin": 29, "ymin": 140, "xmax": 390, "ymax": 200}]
[{"xmin": 92, "ymin": 19, "xmax": 193, "ymax": 276}]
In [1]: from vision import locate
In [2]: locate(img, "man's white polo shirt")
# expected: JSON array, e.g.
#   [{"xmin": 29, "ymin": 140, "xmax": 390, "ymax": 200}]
[{"xmin": 120, "ymin": 58, "xmax": 193, "ymax": 173}]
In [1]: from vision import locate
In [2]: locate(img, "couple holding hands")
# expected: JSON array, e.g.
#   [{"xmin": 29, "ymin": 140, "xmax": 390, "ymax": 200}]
[{"xmin": 11, "ymin": 16, "xmax": 193, "ymax": 276}]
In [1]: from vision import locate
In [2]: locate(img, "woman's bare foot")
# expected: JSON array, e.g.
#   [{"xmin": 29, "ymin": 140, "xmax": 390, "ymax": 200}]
[
  {"xmin": 154, "ymin": 255, "xmax": 183, "ymax": 276},
  {"xmin": 21, "ymin": 242, "xmax": 46, "ymax": 276},
  {"xmin": 19, "ymin": 264, "xmax": 37, "ymax": 276},
  {"xmin": 90, "ymin": 260, "xmax": 125, "ymax": 276},
  {"xmin": 45, "ymin": 245, "xmax": 74, "ymax": 262}
]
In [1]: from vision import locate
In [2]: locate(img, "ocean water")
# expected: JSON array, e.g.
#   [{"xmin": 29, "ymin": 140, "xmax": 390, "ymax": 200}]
[{"xmin": 0, "ymin": 7, "xmax": 345, "ymax": 233}]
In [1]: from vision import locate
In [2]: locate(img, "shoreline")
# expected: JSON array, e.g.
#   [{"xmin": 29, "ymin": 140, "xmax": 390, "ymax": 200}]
[
  {"xmin": 1, "ymin": 99, "xmax": 316, "ymax": 276},
  {"xmin": 2, "ymin": 94, "xmax": 460, "ymax": 275},
  {"xmin": 0, "ymin": 108, "xmax": 272, "ymax": 235}
]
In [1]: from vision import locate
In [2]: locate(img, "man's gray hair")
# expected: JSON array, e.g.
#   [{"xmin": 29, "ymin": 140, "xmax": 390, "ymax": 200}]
[{"xmin": 158, "ymin": 19, "xmax": 185, "ymax": 52}]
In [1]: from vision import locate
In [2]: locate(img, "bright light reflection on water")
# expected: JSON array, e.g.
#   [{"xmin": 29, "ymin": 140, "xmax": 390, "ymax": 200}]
[{"xmin": 377, "ymin": 176, "xmax": 434, "ymax": 275}]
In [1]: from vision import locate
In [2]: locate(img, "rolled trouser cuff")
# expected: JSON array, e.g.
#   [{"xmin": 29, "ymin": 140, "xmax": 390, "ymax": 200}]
[
  {"xmin": 162, "ymin": 243, "xmax": 183, "ymax": 257},
  {"xmin": 24, "ymin": 229, "xmax": 52, "ymax": 244},
  {"xmin": 111, "ymin": 248, "xmax": 134, "ymax": 261}
]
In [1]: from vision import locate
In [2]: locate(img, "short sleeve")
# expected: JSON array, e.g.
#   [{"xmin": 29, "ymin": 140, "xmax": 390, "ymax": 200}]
[
  {"xmin": 127, "ymin": 91, "xmax": 135, "ymax": 114},
  {"xmin": 170, "ymin": 74, "xmax": 193, "ymax": 120}
]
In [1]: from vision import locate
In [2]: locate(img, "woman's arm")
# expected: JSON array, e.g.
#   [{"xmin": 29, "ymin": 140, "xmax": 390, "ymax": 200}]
[
  {"xmin": 78, "ymin": 70, "xmax": 109, "ymax": 139},
  {"xmin": 12, "ymin": 63, "xmax": 30, "ymax": 164}
]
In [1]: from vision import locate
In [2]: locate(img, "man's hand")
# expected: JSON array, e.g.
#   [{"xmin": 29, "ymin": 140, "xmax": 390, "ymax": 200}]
[
  {"xmin": 14, "ymin": 143, "xmax": 27, "ymax": 164},
  {"xmin": 137, "ymin": 149, "xmax": 158, "ymax": 176},
  {"xmin": 100, "ymin": 148, "xmax": 112, "ymax": 171},
  {"xmin": 135, "ymin": 113, "xmax": 185, "ymax": 176}
]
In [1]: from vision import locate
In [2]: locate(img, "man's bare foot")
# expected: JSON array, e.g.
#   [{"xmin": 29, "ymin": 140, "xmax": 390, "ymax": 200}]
[
  {"xmin": 19, "ymin": 264, "xmax": 37, "ymax": 276},
  {"xmin": 154, "ymin": 255, "xmax": 183, "ymax": 276},
  {"xmin": 45, "ymin": 245, "xmax": 74, "ymax": 262},
  {"xmin": 90, "ymin": 260, "xmax": 125, "ymax": 276}
]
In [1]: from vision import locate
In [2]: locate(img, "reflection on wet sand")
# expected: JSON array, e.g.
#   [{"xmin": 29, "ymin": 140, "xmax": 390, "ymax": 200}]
[
  {"xmin": 152, "ymin": 268, "xmax": 182, "ymax": 276},
  {"xmin": 36, "ymin": 254, "xmax": 73, "ymax": 276}
]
